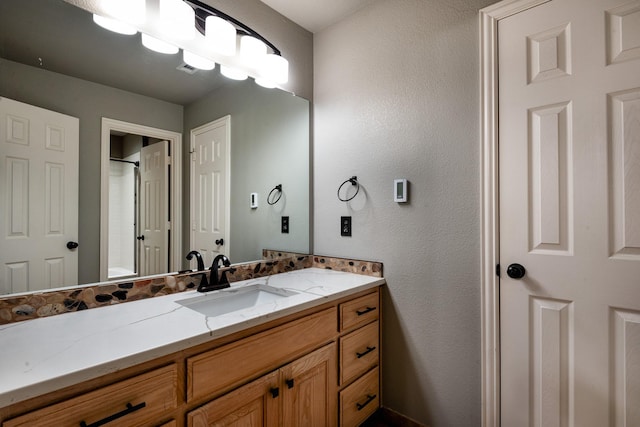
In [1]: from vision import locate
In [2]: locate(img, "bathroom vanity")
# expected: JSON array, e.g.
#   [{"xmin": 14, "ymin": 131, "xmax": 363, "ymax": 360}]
[{"xmin": 0, "ymin": 268, "xmax": 384, "ymax": 426}]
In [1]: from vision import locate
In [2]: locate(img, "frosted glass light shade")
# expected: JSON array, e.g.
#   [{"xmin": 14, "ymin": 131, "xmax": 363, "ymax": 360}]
[
  {"xmin": 93, "ymin": 14, "xmax": 137, "ymax": 35},
  {"xmin": 240, "ymin": 35, "xmax": 267, "ymax": 68},
  {"xmin": 160, "ymin": 0, "xmax": 195, "ymax": 40},
  {"xmin": 255, "ymin": 78, "xmax": 276, "ymax": 89},
  {"xmin": 141, "ymin": 34, "xmax": 179, "ymax": 54},
  {"xmin": 205, "ymin": 16, "xmax": 236, "ymax": 56},
  {"xmin": 259, "ymin": 54, "xmax": 289, "ymax": 84},
  {"xmin": 102, "ymin": 0, "xmax": 145, "ymax": 25},
  {"xmin": 220, "ymin": 65, "xmax": 248, "ymax": 80},
  {"xmin": 183, "ymin": 51, "xmax": 216, "ymax": 70}
]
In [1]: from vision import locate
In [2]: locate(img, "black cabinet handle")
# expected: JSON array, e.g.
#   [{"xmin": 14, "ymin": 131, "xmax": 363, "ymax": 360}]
[
  {"xmin": 270, "ymin": 387, "xmax": 279, "ymax": 398},
  {"xmin": 356, "ymin": 394, "xmax": 376, "ymax": 411},
  {"xmin": 356, "ymin": 346, "xmax": 376, "ymax": 358},
  {"xmin": 356, "ymin": 306, "xmax": 376, "ymax": 316},
  {"xmin": 79, "ymin": 402, "xmax": 146, "ymax": 427},
  {"xmin": 285, "ymin": 379, "xmax": 294, "ymax": 389}
]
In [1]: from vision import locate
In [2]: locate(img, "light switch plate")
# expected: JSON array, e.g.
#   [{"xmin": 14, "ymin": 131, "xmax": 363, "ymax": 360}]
[{"xmin": 394, "ymin": 179, "xmax": 408, "ymax": 203}]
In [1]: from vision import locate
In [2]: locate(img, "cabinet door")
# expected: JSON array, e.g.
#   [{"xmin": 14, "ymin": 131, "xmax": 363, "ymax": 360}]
[
  {"xmin": 281, "ymin": 343, "xmax": 337, "ymax": 427},
  {"xmin": 187, "ymin": 371, "xmax": 279, "ymax": 427}
]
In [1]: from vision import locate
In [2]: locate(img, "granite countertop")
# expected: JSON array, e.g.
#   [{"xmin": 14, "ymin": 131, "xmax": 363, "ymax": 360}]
[{"xmin": 0, "ymin": 268, "xmax": 385, "ymax": 408}]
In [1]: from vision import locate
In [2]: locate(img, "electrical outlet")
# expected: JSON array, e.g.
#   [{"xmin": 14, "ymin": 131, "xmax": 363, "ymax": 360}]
[
  {"xmin": 341, "ymin": 216, "xmax": 352, "ymax": 237},
  {"xmin": 281, "ymin": 216, "xmax": 289, "ymax": 233}
]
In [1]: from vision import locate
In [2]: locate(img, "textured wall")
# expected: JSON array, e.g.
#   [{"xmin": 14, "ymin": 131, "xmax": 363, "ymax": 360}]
[{"xmin": 314, "ymin": 0, "xmax": 496, "ymax": 425}]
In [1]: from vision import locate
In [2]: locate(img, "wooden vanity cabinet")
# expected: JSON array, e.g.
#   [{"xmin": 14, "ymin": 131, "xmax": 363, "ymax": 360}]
[
  {"xmin": 187, "ymin": 343, "xmax": 336, "ymax": 426},
  {"xmin": 1, "ymin": 287, "xmax": 381, "ymax": 427},
  {"xmin": 337, "ymin": 292, "xmax": 381, "ymax": 426},
  {"xmin": 2, "ymin": 365, "xmax": 178, "ymax": 427}
]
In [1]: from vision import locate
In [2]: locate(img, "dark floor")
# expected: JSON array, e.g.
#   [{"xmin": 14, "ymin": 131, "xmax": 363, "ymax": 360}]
[{"xmin": 361, "ymin": 408, "xmax": 426, "ymax": 427}]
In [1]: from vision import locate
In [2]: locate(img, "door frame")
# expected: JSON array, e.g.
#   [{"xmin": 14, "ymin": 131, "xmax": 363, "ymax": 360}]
[
  {"xmin": 479, "ymin": 1, "xmax": 550, "ymax": 426},
  {"xmin": 99, "ymin": 117, "xmax": 182, "ymax": 282},
  {"xmin": 189, "ymin": 115, "xmax": 231, "ymax": 261}
]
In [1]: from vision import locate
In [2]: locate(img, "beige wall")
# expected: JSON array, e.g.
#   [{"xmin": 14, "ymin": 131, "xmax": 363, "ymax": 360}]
[{"xmin": 314, "ymin": 0, "xmax": 497, "ymax": 424}]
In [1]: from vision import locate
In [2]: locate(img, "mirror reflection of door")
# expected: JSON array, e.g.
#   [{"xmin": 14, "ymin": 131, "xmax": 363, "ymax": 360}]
[
  {"xmin": 190, "ymin": 116, "xmax": 230, "ymax": 269},
  {"xmin": 0, "ymin": 97, "xmax": 79, "ymax": 294},
  {"xmin": 139, "ymin": 140, "xmax": 169, "ymax": 276},
  {"xmin": 108, "ymin": 133, "xmax": 168, "ymax": 280}
]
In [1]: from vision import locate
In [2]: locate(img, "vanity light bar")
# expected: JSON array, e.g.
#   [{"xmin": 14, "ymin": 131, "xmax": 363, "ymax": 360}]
[{"xmin": 89, "ymin": 0, "xmax": 288, "ymax": 86}]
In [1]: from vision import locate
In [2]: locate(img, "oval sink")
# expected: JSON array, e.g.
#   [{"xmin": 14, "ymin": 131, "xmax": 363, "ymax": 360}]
[{"xmin": 177, "ymin": 284, "xmax": 298, "ymax": 317}]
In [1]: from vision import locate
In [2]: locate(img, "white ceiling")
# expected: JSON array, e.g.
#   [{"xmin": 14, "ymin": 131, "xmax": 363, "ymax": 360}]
[{"xmin": 260, "ymin": 0, "xmax": 377, "ymax": 33}]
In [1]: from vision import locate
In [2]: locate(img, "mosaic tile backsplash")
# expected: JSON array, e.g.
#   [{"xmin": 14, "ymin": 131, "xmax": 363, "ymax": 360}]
[{"xmin": 0, "ymin": 254, "xmax": 382, "ymax": 325}]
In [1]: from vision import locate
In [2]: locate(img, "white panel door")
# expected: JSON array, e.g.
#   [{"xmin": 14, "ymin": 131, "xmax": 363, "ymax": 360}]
[
  {"xmin": 498, "ymin": 0, "xmax": 640, "ymax": 425},
  {"xmin": 0, "ymin": 97, "xmax": 78, "ymax": 294},
  {"xmin": 190, "ymin": 116, "xmax": 230, "ymax": 270},
  {"xmin": 139, "ymin": 141, "xmax": 168, "ymax": 276}
]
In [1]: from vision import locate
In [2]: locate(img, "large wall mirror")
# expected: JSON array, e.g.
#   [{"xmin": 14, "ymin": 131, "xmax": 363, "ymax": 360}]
[{"xmin": 0, "ymin": 0, "xmax": 310, "ymax": 295}]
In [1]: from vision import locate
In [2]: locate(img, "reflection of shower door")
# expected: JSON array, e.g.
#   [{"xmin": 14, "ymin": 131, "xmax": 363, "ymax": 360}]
[
  {"xmin": 139, "ymin": 141, "xmax": 168, "ymax": 276},
  {"xmin": 0, "ymin": 97, "xmax": 78, "ymax": 294},
  {"xmin": 190, "ymin": 116, "xmax": 230, "ymax": 269}
]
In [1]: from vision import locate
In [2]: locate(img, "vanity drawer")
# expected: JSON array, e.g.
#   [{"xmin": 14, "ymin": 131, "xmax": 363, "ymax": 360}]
[
  {"xmin": 339, "ymin": 367, "xmax": 379, "ymax": 427},
  {"xmin": 340, "ymin": 321, "xmax": 379, "ymax": 385},
  {"xmin": 3, "ymin": 364, "xmax": 178, "ymax": 427},
  {"xmin": 339, "ymin": 291, "xmax": 379, "ymax": 332},
  {"xmin": 187, "ymin": 307, "xmax": 337, "ymax": 402}
]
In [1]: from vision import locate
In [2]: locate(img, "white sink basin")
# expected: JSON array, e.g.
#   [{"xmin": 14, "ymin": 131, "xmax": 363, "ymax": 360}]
[{"xmin": 177, "ymin": 284, "xmax": 298, "ymax": 317}]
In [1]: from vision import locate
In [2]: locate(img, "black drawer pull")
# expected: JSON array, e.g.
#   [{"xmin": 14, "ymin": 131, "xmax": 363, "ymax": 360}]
[
  {"xmin": 79, "ymin": 402, "xmax": 146, "ymax": 427},
  {"xmin": 356, "ymin": 346, "xmax": 376, "ymax": 358},
  {"xmin": 286, "ymin": 378, "xmax": 295, "ymax": 389},
  {"xmin": 270, "ymin": 387, "xmax": 280, "ymax": 398},
  {"xmin": 356, "ymin": 306, "xmax": 376, "ymax": 316},
  {"xmin": 356, "ymin": 394, "xmax": 377, "ymax": 411}
]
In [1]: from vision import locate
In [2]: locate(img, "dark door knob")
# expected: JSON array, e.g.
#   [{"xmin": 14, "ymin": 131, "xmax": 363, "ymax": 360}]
[
  {"xmin": 215, "ymin": 238, "xmax": 224, "ymax": 246},
  {"xmin": 137, "ymin": 235, "xmax": 145, "ymax": 241},
  {"xmin": 66, "ymin": 241, "xmax": 79, "ymax": 250},
  {"xmin": 507, "ymin": 263, "xmax": 526, "ymax": 279}
]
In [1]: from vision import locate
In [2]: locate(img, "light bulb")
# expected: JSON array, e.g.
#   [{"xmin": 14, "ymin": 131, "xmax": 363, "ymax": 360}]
[
  {"xmin": 205, "ymin": 16, "xmax": 236, "ymax": 56},
  {"xmin": 160, "ymin": 0, "xmax": 195, "ymax": 40},
  {"xmin": 240, "ymin": 35, "xmax": 267, "ymax": 68},
  {"xmin": 259, "ymin": 54, "xmax": 289, "ymax": 84},
  {"xmin": 184, "ymin": 51, "xmax": 216, "ymax": 70},
  {"xmin": 220, "ymin": 65, "xmax": 248, "ymax": 80},
  {"xmin": 102, "ymin": 0, "xmax": 145, "ymax": 25},
  {"xmin": 255, "ymin": 78, "xmax": 276, "ymax": 88},
  {"xmin": 141, "ymin": 34, "xmax": 179, "ymax": 54},
  {"xmin": 93, "ymin": 14, "xmax": 137, "ymax": 35}
]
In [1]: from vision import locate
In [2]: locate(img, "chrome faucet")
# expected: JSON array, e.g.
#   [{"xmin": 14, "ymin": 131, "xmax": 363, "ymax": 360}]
[{"xmin": 197, "ymin": 254, "xmax": 231, "ymax": 293}]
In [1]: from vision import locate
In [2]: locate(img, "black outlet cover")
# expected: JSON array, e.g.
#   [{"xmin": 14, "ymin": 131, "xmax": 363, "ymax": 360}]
[
  {"xmin": 281, "ymin": 216, "xmax": 289, "ymax": 233},
  {"xmin": 341, "ymin": 216, "xmax": 352, "ymax": 237}
]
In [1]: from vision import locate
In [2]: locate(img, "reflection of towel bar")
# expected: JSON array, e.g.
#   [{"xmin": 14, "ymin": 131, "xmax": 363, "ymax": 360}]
[
  {"xmin": 109, "ymin": 157, "xmax": 139, "ymax": 167},
  {"xmin": 267, "ymin": 184, "xmax": 283, "ymax": 205}
]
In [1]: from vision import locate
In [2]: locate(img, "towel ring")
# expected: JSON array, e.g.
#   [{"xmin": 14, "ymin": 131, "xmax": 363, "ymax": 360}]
[
  {"xmin": 337, "ymin": 176, "xmax": 359, "ymax": 202},
  {"xmin": 267, "ymin": 184, "xmax": 283, "ymax": 205}
]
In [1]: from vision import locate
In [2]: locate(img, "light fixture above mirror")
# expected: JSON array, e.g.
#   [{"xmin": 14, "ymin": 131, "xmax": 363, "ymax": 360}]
[{"xmin": 85, "ymin": 0, "xmax": 289, "ymax": 87}]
